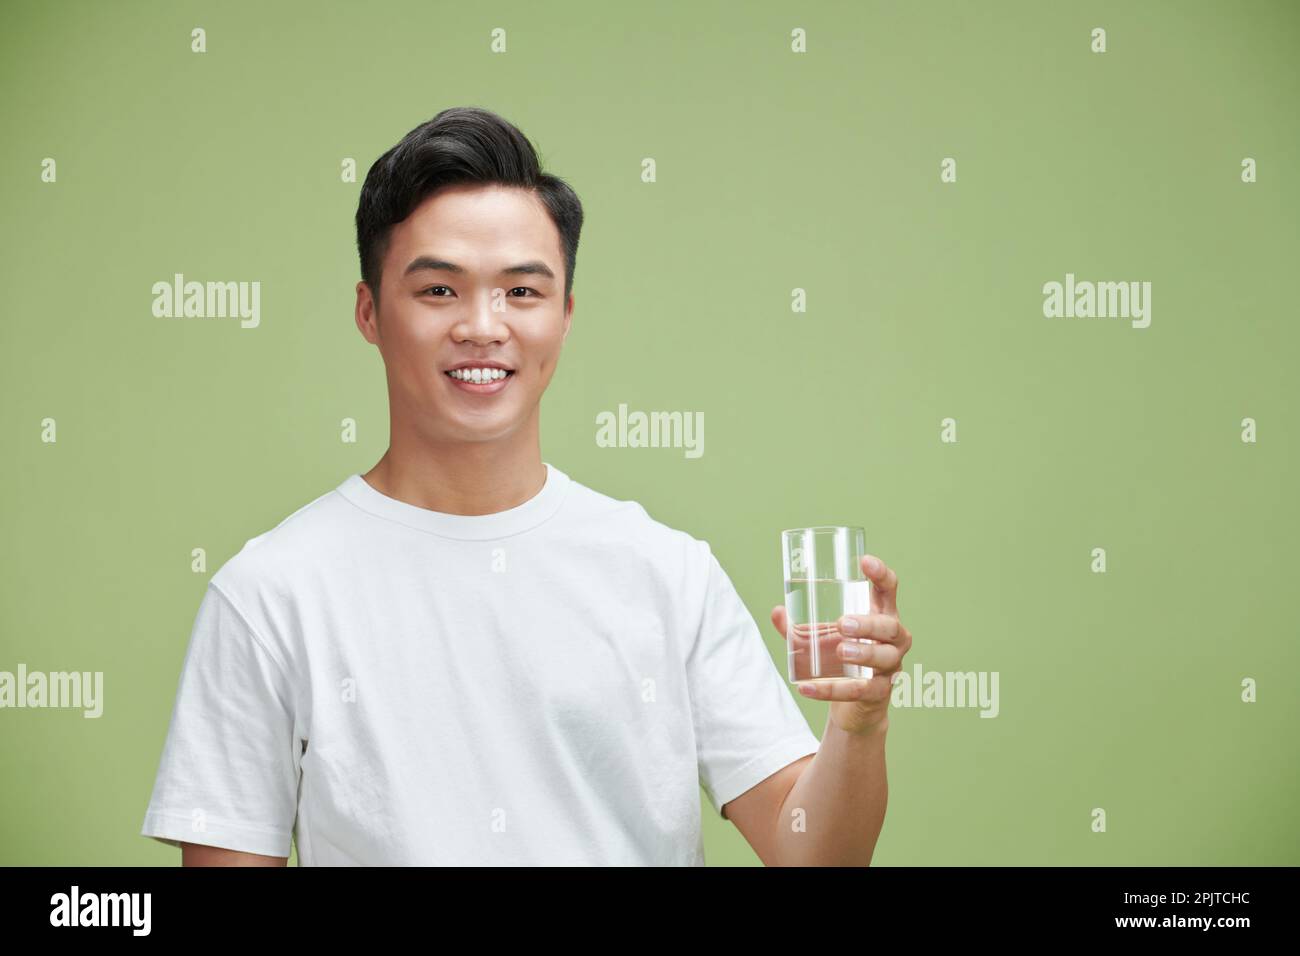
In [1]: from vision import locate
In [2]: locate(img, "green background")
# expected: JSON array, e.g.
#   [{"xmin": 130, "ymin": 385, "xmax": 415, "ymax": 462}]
[{"xmin": 1, "ymin": 0, "xmax": 1296, "ymax": 865}]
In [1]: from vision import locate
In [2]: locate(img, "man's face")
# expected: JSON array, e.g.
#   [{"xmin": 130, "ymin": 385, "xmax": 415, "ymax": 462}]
[{"xmin": 356, "ymin": 184, "xmax": 572, "ymax": 445}]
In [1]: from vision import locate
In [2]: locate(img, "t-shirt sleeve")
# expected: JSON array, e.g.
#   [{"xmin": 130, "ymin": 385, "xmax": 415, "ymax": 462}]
[
  {"xmin": 686, "ymin": 540, "xmax": 821, "ymax": 819},
  {"xmin": 140, "ymin": 583, "xmax": 302, "ymax": 858}
]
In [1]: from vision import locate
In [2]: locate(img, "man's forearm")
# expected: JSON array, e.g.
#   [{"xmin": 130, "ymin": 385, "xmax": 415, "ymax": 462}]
[{"xmin": 772, "ymin": 717, "xmax": 889, "ymax": 866}]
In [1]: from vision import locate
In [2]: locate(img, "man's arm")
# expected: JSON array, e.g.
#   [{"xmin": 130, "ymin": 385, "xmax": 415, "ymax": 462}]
[
  {"xmin": 181, "ymin": 842, "xmax": 287, "ymax": 867},
  {"xmin": 726, "ymin": 557, "xmax": 907, "ymax": 865},
  {"xmin": 142, "ymin": 587, "xmax": 302, "ymax": 867},
  {"xmin": 723, "ymin": 718, "xmax": 889, "ymax": 866},
  {"xmin": 721, "ymin": 753, "xmax": 814, "ymax": 865}
]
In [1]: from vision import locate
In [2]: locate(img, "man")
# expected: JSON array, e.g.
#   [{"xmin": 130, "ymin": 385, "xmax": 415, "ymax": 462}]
[{"xmin": 139, "ymin": 106, "xmax": 912, "ymax": 866}]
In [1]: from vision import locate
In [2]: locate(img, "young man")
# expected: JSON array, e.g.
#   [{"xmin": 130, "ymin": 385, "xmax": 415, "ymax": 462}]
[{"xmin": 140, "ymin": 106, "xmax": 909, "ymax": 866}]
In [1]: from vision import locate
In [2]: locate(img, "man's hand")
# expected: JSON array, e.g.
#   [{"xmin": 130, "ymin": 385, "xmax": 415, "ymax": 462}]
[{"xmin": 771, "ymin": 553, "xmax": 911, "ymax": 736}]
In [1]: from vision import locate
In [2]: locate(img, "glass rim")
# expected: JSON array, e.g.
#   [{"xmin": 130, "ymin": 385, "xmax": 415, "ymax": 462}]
[{"xmin": 781, "ymin": 525, "xmax": 865, "ymax": 536}]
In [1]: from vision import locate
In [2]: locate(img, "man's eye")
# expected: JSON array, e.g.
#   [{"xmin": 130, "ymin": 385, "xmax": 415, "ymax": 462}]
[{"xmin": 422, "ymin": 286, "xmax": 536, "ymax": 297}]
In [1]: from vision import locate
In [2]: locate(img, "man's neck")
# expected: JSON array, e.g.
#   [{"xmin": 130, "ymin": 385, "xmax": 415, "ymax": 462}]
[{"xmin": 361, "ymin": 443, "xmax": 547, "ymax": 517}]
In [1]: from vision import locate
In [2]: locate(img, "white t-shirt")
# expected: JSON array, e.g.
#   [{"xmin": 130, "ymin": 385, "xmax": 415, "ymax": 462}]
[{"xmin": 140, "ymin": 462, "xmax": 820, "ymax": 865}]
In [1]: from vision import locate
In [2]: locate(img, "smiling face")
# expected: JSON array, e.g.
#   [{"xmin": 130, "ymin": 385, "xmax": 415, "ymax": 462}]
[{"xmin": 355, "ymin": 184, "xmax": 573, "ymax": 447}]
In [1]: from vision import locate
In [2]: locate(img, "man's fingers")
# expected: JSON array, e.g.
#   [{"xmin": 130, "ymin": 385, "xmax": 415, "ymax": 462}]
[
  {"xmin": 837, "ymin": 638, "xmax": 904, "ymax": 671},
  {"xmin": 797, "ymin": 675, "xmax": 894, "ymax": 702},
  {"xmin": 770, "ymin": 604, "xmax": 790, "ymax": 641},
  {"xmin": 835, "ymin": 613, "xmax": 906, "ymax": 644},
  {"xmin": 861, "ymin": 554, "xmax": 899, "ymax": 615}
]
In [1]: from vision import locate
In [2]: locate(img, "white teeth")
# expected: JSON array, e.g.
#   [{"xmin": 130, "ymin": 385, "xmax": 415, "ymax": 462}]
[{"xmin": 448, "ymin": 367, "xmax": 511, "ymax": 382}]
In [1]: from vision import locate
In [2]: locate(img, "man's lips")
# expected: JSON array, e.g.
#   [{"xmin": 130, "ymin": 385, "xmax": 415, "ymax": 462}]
[
  {"xmin": 443, "ymin": 369, "xmax": 516, "ymax": 394},
  {"xmin": 444, "ymin": 361, "xmax": 515, "ymax": 373}
]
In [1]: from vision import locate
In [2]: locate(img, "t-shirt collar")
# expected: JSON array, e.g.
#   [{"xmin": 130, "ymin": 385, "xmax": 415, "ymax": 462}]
[{"xmin": 336, "ymin": 461, "xmax": 571, "ymax": 540}]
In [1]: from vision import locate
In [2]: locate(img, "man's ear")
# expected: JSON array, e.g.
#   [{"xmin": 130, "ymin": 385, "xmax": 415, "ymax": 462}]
[
  {"xmin": 356, "ymin": 281, "xmax": 380, "ymax": 344},
  {"xmin": 562, "ymin": 293, "xmax": 574, "ymax": 341}
]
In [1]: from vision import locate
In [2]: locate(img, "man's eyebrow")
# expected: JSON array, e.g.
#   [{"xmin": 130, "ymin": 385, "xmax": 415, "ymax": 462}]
[{"xmin": 403, "ymin": 256, "xmax": 555, "ymax": 280}]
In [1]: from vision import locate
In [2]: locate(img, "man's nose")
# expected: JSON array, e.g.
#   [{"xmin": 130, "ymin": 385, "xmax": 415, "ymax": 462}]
[{"xmin": 457, "ymin": 291, "xmax": 510, "ymax": 342}]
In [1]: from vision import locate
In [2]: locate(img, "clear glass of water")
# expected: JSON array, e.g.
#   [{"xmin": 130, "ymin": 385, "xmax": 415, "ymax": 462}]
[{"xmin": 781, "ymin": 526, "xmax": 873, "ymax": 683}]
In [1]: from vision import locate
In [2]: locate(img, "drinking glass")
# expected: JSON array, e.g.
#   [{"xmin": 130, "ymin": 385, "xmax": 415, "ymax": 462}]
[{"xmin": 781, "ymin": 526, "xmax": 873, "ymax": 682}]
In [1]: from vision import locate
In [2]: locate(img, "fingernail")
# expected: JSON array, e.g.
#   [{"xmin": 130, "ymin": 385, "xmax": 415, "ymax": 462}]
[
  {"xmin": 839, "ymin": 615, "xmax": 858, "ymax": 634},
  {"xmin": 864, "ymin": 556, "xmax": 881, "ymax": 574},
  {"xmin": 841, "ymin": 642, "xmax": 865, "ymax": 661},
  {"xmin": 797, "ymin": 683, "xmax": 816, "ymax": 696}
]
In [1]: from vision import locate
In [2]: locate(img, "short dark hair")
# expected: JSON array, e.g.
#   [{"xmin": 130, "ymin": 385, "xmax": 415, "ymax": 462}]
[{"xmin": 355, "ymin": 106, "xmax": 584, "ymax": 311}]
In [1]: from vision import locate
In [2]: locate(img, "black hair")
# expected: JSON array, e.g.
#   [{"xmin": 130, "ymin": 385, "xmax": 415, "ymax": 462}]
[{"xmin": 355, "ymin": 106, "xmax": 584, "ymax": 311}]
